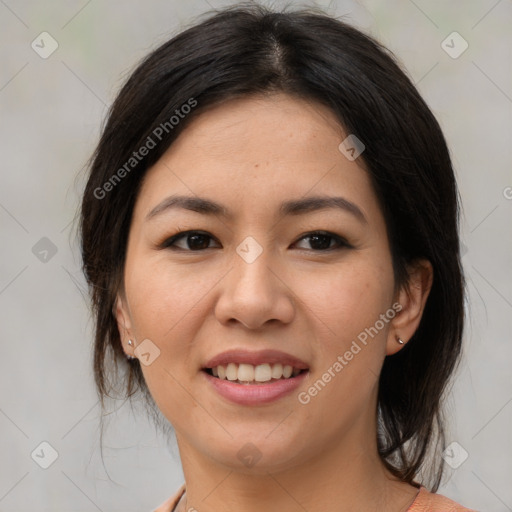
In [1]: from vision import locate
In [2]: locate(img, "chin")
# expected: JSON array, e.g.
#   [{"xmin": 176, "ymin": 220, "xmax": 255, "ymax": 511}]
[{"xmin": 200, "ymin": 432, "xmax": 309, "ymax": 474}]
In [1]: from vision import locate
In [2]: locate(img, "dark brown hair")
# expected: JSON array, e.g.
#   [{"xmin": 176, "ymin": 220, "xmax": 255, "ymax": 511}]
[{"xmin": 79, "ymin": 2, "xmax": 465, "ymax": 490}]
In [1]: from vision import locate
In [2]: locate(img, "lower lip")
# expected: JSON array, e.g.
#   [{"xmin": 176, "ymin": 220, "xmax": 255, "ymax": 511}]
[{"xmin": 203, "ymin": 370, "xmax": 308, "ymax": 405}]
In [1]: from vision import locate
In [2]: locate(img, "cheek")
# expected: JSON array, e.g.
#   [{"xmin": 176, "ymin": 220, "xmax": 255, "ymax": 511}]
[
  {"xmin": 125, "ymin": 255, "xmax": 212, "ymax": 338},
  {"xmin": 300, "ymin": 259, "xmax": 394, "ymax": 340},
  {"xmin": 122, "ymin": 264, "xmax": 190, "ymax": 398},
  {"xmin": 123, "ymin": 257, "xmax": 209, "ymax": 421},
  {"xmin": 294, "ymin": 262, "xmax": 394, "ymax": 422}
]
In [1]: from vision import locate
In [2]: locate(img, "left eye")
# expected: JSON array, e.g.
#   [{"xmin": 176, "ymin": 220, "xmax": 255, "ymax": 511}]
[{"xmin": 293, "ymin": 231, "xmax": 349, "ymax": 251}]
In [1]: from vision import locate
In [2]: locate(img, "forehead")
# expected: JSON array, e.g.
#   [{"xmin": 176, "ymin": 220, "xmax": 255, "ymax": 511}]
[
  {"xmin": 167, "ymin": 93, "xmax": 347, "ymax": 162},
  {"xmin": 134, "ymin": 93, "xmax": 379, "ymax": 224}
]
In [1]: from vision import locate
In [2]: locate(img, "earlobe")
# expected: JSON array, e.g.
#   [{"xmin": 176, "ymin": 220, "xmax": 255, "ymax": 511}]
[{"xmin": 386, "ymin": 259, "xmax": 433, "ymax": 356}]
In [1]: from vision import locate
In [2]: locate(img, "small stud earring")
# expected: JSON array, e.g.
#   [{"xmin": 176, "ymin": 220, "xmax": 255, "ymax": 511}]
[
  {"xmin": 126, "ymin": 339, "xmax": 136, "ymax": 360},
  {"xmin": 396, "ymin": 336, "xmax": 405, "ymax": 345}
]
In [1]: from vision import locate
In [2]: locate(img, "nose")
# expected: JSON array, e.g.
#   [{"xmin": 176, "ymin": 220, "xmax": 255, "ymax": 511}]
[{"xmin": 214, "ymin": 243, "xmax": 295, "ymax": 330}]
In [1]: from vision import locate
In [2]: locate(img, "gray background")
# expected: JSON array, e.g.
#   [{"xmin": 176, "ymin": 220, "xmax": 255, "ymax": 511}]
[{"xmin": 1, "ymin": 0, "xmax": 511, "ymax": 510}]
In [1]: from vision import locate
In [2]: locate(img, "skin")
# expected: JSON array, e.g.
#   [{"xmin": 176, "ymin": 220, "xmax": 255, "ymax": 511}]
[{"xmin": 115, "ymin": 93, "xmax": 433, "ymax": 512}]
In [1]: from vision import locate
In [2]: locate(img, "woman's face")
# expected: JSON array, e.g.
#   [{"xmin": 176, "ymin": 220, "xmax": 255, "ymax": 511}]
[{"xmin": 116, "ymin": 93, "xmax": 408, "ymax": 472}]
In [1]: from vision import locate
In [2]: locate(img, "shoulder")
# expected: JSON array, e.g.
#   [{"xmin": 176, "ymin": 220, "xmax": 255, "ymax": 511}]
[
  {"xmin": 408, "ymin": 485, "xmax": 478, "ymax": 512},
  {"xmin": 152, "ymin": 483, "xmax": 186, "ymax": 512}
]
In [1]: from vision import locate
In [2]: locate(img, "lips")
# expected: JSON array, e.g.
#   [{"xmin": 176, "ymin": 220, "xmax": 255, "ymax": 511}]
[{"xmin": 202, "ymin": 349, "xmax": 309, "ymax": 405}]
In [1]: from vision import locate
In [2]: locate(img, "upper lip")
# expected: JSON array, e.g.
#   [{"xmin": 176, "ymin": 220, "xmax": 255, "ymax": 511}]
[{"xmin": 203, "ymin": 349, "xmax": 309, "ymax": 370}]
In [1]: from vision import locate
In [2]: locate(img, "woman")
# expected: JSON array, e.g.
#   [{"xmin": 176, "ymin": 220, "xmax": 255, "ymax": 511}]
[{"xmin": 79, "ymin": 3, "xmax": 476, "ymax": 511}]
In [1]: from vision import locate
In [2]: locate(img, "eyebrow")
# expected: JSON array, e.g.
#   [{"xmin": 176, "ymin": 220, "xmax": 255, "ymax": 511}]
[{"xmin": 145, "ymin": 194, "xmax": 367, "ymax": 224}]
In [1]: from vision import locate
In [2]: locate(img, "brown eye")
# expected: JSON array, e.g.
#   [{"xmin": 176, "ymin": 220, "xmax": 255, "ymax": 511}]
[
  {"xmin": 161, "ymin": 231, "xmax": 220, "ymax": 251},
  {"xmin": 293, "ymin": 231, "xmax": 350, "ymax": 251}
]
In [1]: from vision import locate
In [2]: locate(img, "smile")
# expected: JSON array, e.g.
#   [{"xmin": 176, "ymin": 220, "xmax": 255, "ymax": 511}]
[
  {"xmin": 201, "ymin": 348, "xmax": 310, "ymax": 405},
  {"xmin": 205, "ymin": 363, "xmax": 305, "ymax": 384}
]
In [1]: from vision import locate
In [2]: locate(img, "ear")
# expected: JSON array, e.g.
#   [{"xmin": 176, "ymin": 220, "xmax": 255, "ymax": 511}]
[
  {"xmin": 386, "ymin": 259, "xmax": 433, "ymax": 356},
  {"xmin": 114, "ymin": 292, "xmax": 135, "ymax": 358}
]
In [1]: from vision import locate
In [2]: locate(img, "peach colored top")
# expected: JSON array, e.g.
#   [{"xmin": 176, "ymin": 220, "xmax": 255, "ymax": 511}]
[{"xmin": 153, "ymin": 483, "xmax": 477, "ymax": 511}]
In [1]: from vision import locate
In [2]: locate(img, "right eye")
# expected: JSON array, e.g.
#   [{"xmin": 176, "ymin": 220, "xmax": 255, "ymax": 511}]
[{"xmin": 160, "ymin": 230, "xmax": 221, "ymax": 251}]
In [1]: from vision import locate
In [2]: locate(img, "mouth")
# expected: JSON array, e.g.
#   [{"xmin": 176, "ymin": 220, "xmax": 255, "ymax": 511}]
[
  {"xmin": 201, "ymin": 349, "xmax": 310, "ymax": 404},
  {"xmin": 203, "ymin": 363, "xmax": 307, "ymax": 385}
]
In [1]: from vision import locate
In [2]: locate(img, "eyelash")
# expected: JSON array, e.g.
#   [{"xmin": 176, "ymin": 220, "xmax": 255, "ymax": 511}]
[{"xmin": 158, "ymin": 230, "xmax": 352, "ymax": 252}]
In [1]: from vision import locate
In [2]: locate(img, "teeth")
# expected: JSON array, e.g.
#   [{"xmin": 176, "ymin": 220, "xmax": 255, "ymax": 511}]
[
  {"xmin": 283, "ymin": 365, "xmax": 293, "ymax": 378},
  {"xmin": 209, "ymin": 363, "xmax": 304, "ymax": 382},
  {"xmin": 271, "ymin": 363, "xmax": 283, "ymax": 379},
  {"xmin": 226, "ymin": 362, "xmax": 238, "ymax": 381},
  {"xmin": 238, "ymin": 363, "xmax": 254, "ymax": 382},
  {"xmin": 254, "ymin": 363, "xmax": 272, "ymax": 382}
]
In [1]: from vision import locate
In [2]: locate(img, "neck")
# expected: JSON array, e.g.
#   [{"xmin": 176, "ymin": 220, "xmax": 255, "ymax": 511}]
[{"xmin": 174, "ymin": 426, "xmax": 419, "ymax": 512}]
